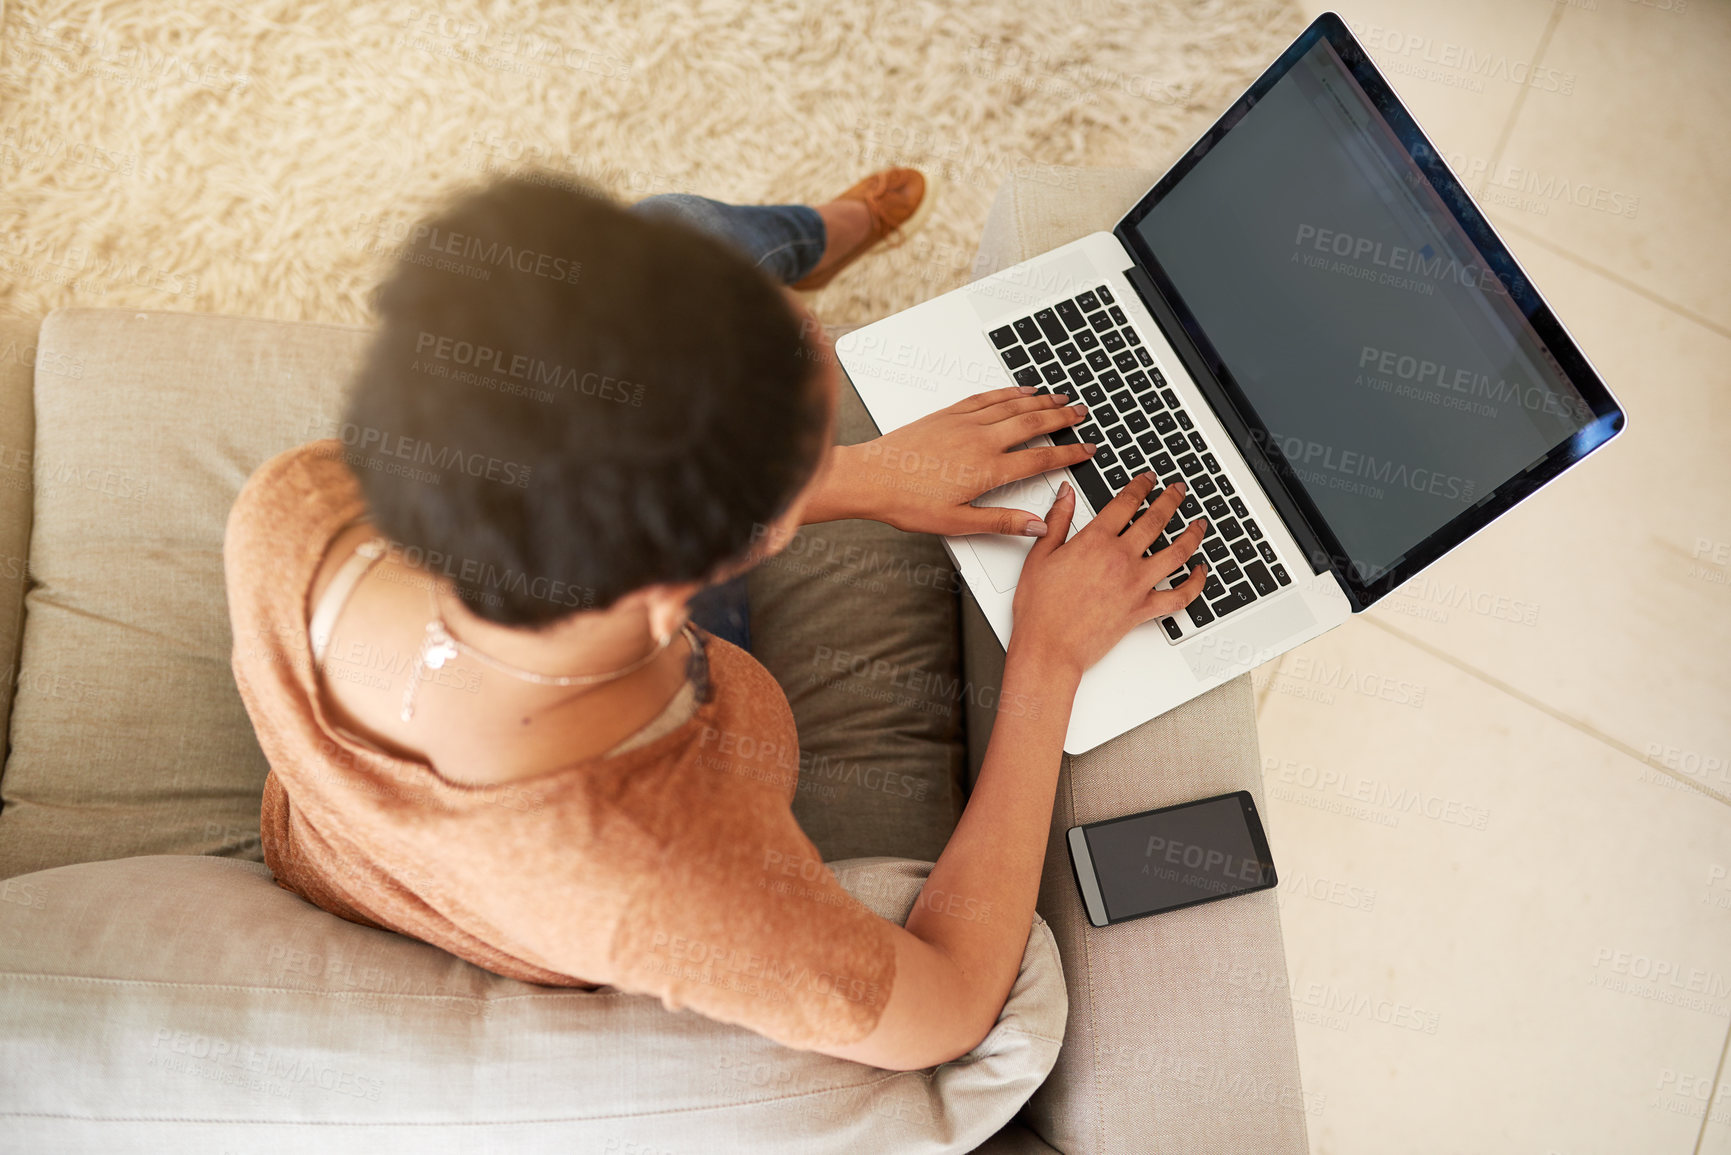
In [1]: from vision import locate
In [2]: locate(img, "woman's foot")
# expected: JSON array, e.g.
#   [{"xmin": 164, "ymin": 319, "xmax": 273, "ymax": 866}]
[
  {"xmin": 792, "ymin": 168, "xmax": 930, "ymax": 291},
  {"xmin": 809, "ymin": 201, "xmax": 871, "ymax": 280}
]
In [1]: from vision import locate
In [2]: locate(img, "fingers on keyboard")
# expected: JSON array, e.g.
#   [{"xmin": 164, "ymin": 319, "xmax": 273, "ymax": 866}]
[{"xmin": 984, "ymin": 290, "xmax": 1292, "ymax": 643}]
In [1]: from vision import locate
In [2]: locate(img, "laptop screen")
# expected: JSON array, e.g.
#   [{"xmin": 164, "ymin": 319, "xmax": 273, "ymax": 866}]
[{"xmin": 1117, "ymin": 26, "xmax": 1617, "ymax": 599}]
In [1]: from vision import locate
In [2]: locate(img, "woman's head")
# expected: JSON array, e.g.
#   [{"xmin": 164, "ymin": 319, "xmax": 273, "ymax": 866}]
[{"xmin": 342, "ymin": 177, "xmax": 834, "ymax": 629}]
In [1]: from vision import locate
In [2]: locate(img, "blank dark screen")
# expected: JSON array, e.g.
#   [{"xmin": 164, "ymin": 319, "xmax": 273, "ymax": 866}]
[
  {"xmin": 1131, "ymin": 39, "xmax": 1592, "ymax": 581},
  {"xmin": 1085, "ymin": 797, "xmax": 1268, "ymax": 919}
]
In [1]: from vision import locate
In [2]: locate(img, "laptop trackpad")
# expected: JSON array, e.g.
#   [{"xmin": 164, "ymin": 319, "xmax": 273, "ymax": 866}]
[
  {"xmin": 1184, "ymin": 592, "xmax": 1318, "ymax": 681},
  {"xmin": 965, "ymin": 473, "xmax": 1059, "ymax": 593}
]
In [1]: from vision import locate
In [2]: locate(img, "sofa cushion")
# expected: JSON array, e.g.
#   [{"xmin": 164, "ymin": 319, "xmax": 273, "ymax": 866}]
[
  {"xmin": 748, "ymin": 349, "xmax": 967, "ymax": 863},
  {"xmin": 0, "ymin": 317, "xmax": 38, "ymax": 765},
  {"xmin": 0, "ymin": 308, "xmax": 370, "ymax": 879},
  {"xmin": 0, "ymin": 853, "xmax": 1064, "ymax": 1153}
]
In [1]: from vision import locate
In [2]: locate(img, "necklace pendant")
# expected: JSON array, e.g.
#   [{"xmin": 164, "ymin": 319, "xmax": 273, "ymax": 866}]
[
  {"xmin": 422, "ymin": 623, "xmax": 459, "ymax": 670},
  {"xmin": 402, "ymin": 624, "xmax": 458, "ymax": 724}
]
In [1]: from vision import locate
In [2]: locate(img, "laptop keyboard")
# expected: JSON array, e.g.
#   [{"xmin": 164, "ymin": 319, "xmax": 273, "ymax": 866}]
[{"xmin": 987, "ymin": 284, "xmax": 1293, "ymax": 641}]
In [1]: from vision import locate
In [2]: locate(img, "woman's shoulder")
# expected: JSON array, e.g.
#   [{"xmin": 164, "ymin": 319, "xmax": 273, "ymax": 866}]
[
  {"xmin": 228, "ymin": 440, "xmax": 362, "ymax": 541},
  {"xmin": 675, "ymin": 633, "xmax": 803, "ymax": 800},
  {"xmin": 224, "ymin": 440, "xmax": 367, "ymax": 622},
  {"xmin": 700, "ymin": 632, "xmax": 793, "ymax": 718}
]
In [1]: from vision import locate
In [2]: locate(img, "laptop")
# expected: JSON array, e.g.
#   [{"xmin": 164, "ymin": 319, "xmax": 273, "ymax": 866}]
[{"xmin": 835, "ymin": 12, "xmax": 1625, "ymax": 755}]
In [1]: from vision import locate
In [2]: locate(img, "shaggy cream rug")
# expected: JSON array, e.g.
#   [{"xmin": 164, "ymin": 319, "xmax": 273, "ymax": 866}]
[{"xmin": 0, "ymin": 0, "xmax": 1303, "ymax": 329}]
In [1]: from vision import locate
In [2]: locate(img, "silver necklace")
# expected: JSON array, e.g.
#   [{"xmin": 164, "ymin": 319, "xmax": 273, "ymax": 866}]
[{"xmin": 400, "ymin": 582, "xmax": 689, "ymax": 723}]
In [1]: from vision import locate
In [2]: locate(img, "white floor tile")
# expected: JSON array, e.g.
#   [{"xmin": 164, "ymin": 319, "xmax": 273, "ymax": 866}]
[
  {"xmin": 1490, "ymin": 0, "xmax": 1731, "ymax": 330},
  {"xmin": 1296, "ymin": 0, "xmax": 1563, "ymax": 160},
  {"xmin": 1256, "ymin": 617, "xmax": 1731, "ymax": 1155},
  {"xmin": 1693, "ymin": 1036, "xmax": 1731, "ymax": 1154}
]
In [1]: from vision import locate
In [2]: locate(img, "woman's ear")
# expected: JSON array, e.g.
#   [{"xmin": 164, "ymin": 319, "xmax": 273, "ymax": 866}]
[{"xmin": 612, "ymin": 581, "xmax": 702, "ymax": 644}]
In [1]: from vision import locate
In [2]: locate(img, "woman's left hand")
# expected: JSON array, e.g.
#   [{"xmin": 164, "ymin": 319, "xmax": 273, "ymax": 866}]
[{"xmin": 826, "ymin": 386, "xmax": 1097, "ymax": 538}]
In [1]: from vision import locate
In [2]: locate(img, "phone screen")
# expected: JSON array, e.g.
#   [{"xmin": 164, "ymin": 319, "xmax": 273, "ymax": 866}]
[{"xmin": 1076, "ymin": 792, "xmax": 1276, "ymax": 924}]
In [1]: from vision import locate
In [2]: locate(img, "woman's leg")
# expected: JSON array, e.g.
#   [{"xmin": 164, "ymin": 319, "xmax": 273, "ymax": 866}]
[{"xmin": 629, "ymin": 194, "xmax": 828, "ymax": 285}]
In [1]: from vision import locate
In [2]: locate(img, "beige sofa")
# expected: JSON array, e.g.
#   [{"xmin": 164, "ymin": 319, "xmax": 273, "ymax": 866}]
[{"xmin": 0, "ymin": 170, "xmax": 1311, "ymax": 1152}]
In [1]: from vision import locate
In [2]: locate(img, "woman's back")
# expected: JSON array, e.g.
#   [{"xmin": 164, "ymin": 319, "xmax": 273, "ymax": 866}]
[
  {"xmin": 226, "ymin": 441, "xmax": 897, "ymax": 1051},
  {"xmin": 305, "ymin": 515, "xmax": 699, "ymax": 786}
]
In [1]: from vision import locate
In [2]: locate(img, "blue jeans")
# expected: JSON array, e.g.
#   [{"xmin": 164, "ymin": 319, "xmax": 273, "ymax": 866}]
[{"xmin": 627, "ymin": 195, "xmax": 829, "ymax": 652}]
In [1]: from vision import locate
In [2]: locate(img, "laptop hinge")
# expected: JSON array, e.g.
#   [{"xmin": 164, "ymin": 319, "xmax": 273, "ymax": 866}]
[{"xmin": 1120, "ymin": 262, "xmax": 1338, "ymax": 583}]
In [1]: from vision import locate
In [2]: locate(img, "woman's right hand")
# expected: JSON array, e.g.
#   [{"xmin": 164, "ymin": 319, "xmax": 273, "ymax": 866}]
[{"xmin": 1009, "ymin": 472, "xmax": 1209, "ymax": 680}]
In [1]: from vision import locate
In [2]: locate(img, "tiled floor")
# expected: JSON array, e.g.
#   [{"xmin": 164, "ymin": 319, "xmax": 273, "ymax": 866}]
[{"xmin": 1258, "ymin": 2, "xmax": 1731, "ymax": 1152}]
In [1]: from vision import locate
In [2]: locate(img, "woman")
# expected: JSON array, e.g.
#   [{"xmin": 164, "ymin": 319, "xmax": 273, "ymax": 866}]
[{"xmin": 225, "ymin": 168, "xmax": 1208, "ymax": 1072}]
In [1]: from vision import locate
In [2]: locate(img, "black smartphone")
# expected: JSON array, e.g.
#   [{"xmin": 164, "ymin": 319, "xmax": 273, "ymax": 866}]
[{"xmin": 1067, "ymin": 790, "xmax": 1277, "ymax": 928}]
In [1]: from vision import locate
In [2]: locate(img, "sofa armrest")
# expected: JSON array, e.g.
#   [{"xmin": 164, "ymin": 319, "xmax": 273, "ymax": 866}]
[
  {"xmin": 962, "ymin": 592, "xmax": 1312, "ymax": 1153},
  {"xmin": 0, "ymin": 853, "xmax": 1065, "ymax": 1153}
]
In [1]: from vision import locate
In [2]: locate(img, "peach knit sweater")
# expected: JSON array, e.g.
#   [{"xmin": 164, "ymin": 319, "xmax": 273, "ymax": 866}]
[{"xmin": 225, "ymin": 441, "xmax": 895, "ymax": 1050}]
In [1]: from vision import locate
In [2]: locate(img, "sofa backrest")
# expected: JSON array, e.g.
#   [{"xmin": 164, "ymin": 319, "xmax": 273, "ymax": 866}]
[
  {"xmin": 0, "ymin": 317, "xmax": 39, "ymax": 770},
  {"xmin": 0, "ymin": 308, "xmax": 367, "ymax": 879}
]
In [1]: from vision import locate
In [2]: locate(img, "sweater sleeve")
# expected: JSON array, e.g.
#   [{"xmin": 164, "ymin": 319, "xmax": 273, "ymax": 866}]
[{"xmin": 604, "ymin": 779, "xmax": 899, "ymax": 1052}]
